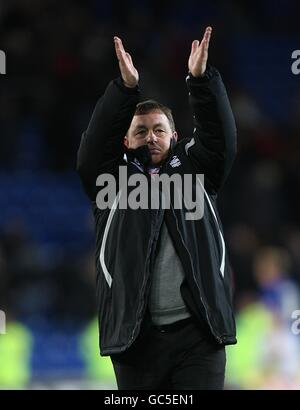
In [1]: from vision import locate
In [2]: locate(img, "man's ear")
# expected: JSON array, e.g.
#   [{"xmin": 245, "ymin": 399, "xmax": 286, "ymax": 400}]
[
  {"xmin": 172, "ymin": 131, "xmax": 178, "ymax": 141},
  {"xmin": 123, "ymin": 136, "xmax": 129, "ymax": 148}
]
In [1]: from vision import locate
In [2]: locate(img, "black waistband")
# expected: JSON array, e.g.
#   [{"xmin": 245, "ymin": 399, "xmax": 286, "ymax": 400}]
[{"xmin": 151, "ymin": 317, "xmax": 194, "ymax": 333}]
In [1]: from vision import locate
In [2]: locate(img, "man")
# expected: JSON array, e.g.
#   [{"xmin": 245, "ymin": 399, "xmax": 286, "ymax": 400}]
[{"xmin": 77, "ymin": 26, "xmax": 237, "ymax": 390}]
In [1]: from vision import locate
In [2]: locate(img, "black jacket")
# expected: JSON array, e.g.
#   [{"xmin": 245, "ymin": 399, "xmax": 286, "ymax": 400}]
[{"xmin": 77, "ymin": 66, "xmax": 237, "ymax": 355}]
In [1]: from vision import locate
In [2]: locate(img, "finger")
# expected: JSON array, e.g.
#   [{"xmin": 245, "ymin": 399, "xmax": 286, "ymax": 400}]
[
  {"xmin": 114, "ymin": 37, "xmax": 122, "ymax": 60},
  {"xmin": 114, "ymin": 36, "xmax": 126, "ymax": 61},
  {"xmin": 117, "ymin": 37, "xmax": 126, "ymax": 54},
  {"xmin": 203, "ymin": 26, "xmax": 212, "ymax": 46},
  {"xmin": 198, "ymin": 27, "xmax": 212, "ymax": 53},
  {"xmin": 114, "ymin": 37, "xmax": 123, "ymax": 60},
  {"xmin": 125, "ymin": 52, "xmax": 133, "ymax": 65},
  {"xmin": 191, "ymin": 40, "xmax": 199, "ymax": 54}
]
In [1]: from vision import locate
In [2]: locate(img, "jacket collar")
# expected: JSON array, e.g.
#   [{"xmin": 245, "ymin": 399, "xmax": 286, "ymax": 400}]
[{"xmin": 124, "ymin": 138, "xmax": 177, "ymax": 169}]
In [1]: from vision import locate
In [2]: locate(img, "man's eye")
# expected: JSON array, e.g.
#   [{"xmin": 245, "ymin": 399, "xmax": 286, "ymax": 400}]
[{"xmin": 155, "ymin": 129, "xmax": 165, "ymax": 133}]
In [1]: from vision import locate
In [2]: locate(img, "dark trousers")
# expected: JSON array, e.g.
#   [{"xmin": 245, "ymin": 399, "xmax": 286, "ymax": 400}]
[{"xmin": 110, "ymin": 317, "xmax": 226, "ymax": 390}]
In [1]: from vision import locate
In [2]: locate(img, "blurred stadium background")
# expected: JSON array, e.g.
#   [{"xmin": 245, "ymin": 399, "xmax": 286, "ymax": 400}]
[{"xmin": 1, "ymin": 0, "xmax": 300, "ymax": 390}]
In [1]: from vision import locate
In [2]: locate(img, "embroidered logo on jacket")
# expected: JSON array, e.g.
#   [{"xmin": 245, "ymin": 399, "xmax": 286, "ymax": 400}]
[{"xmin": 169, "ymin": 156, "xmax": 181, "ymax": 168}]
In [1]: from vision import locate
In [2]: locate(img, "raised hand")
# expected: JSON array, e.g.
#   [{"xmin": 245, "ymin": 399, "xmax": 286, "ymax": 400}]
[
  {"xmin": 188, "ymin": 27, "xmax": 212, "ymax": 77},
  {"xmin": 114, "ymin": 36, "xmax": 139, "ymax": 88}
]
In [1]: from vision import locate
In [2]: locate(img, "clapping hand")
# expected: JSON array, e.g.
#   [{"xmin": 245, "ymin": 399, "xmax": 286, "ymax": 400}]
[
  {"xmin": 188, "ymin": 26, "xmax": 212, "ymax": 77},
  {"xmin": 114, "ymin": 36, "xmax": 139, "ymax": 88}
]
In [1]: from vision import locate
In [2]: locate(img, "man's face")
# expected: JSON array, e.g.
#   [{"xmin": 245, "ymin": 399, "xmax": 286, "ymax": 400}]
[{"xmin": 124, "ymin": 111, "xmax": 177, "ymax": 165}]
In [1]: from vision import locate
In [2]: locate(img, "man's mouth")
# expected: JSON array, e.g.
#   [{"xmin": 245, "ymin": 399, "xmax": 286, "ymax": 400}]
[{"xmin": 149, "ymin": 148, "xmax": 160, "ymax": 154}]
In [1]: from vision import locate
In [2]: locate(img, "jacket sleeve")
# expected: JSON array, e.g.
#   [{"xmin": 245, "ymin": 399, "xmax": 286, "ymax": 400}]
[
  {"xmin": 77, "ymin": 77, "xmax": 140, "ymax": 200},
  {"xmin": 185, "ymin": 65, "xmax": 237, "ymax": 194}
]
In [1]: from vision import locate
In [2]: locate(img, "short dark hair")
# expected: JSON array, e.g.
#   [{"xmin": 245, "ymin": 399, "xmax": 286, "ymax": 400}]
[{"xmin": 134, "ymin": 100, "xmax": 175, "ymax": 132}]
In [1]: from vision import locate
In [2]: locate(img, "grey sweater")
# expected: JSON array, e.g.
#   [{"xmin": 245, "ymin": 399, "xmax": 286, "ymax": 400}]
[{"xmin": 149, "ymin": 221, "xmax": 191, "ymax": 325}]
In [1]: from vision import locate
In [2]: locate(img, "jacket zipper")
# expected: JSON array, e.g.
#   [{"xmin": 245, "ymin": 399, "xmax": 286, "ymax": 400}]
[
  {"xmin": 170, "ymin": 203, "xmax": 224, "ymax": 344},
  {"xmin": 158, "ymin": 150, "xmax": 223, "ymax": 342},
  {"xmin": 126, "ymin": 165, "xmax": 167, "ymax": 348}
]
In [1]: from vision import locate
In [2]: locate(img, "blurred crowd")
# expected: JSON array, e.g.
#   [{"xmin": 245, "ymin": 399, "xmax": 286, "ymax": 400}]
[{"xmin": 0, "ymin": 0, "xmax": 300, "ymax": 389}]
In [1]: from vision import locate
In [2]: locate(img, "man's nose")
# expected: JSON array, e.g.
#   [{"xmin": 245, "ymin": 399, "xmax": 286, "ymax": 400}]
[{"xmin": 146, "ymin": 131, "xmax": 157, "ymax": 143}]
